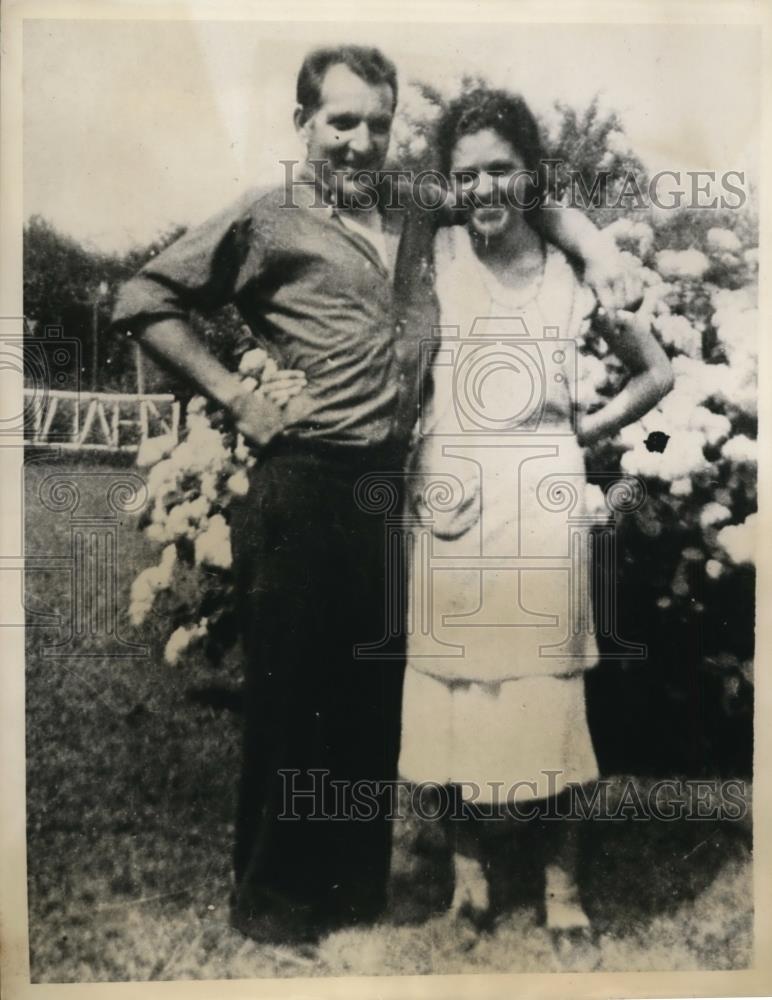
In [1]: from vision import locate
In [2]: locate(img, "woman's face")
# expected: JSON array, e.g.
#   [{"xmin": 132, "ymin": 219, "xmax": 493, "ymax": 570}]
[{"xmin": 449, "ymin": 128, "xmax": 531, "ymax": 241}]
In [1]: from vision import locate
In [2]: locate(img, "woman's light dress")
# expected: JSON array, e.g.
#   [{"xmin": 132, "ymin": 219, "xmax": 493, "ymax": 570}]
[{"xmin": 398, "ymin": 226, "xmax": 601, "ymax": 804}]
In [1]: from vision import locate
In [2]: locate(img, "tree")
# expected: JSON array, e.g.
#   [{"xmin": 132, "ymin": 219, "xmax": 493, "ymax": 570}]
[{"xmin": 23, "ymin": 216, "xmax": 252, "ymax": 395}]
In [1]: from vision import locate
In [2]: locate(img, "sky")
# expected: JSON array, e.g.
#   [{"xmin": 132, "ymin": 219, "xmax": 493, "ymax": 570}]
[{"xmin": 23, "ymin": 18, "xmax": 761, "ymax": 253}]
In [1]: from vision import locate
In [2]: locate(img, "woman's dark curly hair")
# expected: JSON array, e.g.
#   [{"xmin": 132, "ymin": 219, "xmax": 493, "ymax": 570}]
[{"xmin": 435, "ymin": 87, "xmax": 548, "ymax": 215}]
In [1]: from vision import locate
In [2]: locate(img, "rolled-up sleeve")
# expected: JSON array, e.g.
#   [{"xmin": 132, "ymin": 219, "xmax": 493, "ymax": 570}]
[{"xmin": 112, "ymin": 188, "xmax": 262, "ymax": 333}]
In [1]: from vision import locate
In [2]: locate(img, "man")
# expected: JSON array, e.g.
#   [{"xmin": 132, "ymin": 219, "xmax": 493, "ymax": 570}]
[{"xmin": 113, "ymin": 44, "xmax": 634, "ymax": 943}]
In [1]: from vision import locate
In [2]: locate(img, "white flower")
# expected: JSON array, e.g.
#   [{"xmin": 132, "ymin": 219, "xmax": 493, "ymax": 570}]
[
  {"xmin": 398, "ymin": 83, "xmax": 444, "ymax": 123},
  {"xmin": 150, "ymin": 498, "xmax": 169, "ymax": 524},
  {"xmin": 620, "ymin": 430, "xmax": 710, "ymax": 482},
  {"xmin": 617, "ymin": 418, "xmax": 647, "ymax": 451},
  {"xmin": 158, "ymin": 543, "xmax": 177, "ymax": 580},
  {"xmin": 706, "ymin": 228, "xmax": 741, "ymax": 254},
  {"xmin": 717, "ymin": 513, "xmax": 757, "ymax": 566},
  {"xmin": 146, "ymin": 498, "xmax": 173, "ymax": 541},
  {"xmin": 136, "ymin": 433, "xmax": 176, "ymax": 468},
  {"xmin": 233, "ymin": 435, "xmax": 248, "ymax": 462},
  {"xmin": 699, "ymin": 502, "xmax": 732, "ymax": 529},
  {"xmin": 654, "ymin": 313, "xmax": 701, "ymax": 358},
  {"xmin": 129, "ymin": 545, "xmax": 177, "ymax": 624},
  {"xmin": 603, "ymin": 219, "xmax": 654, "ymax": 259},
  {"xmin": 226, "ymin": 468, "xmax": 250, "ymax": 497},
  {"xmin": 744, "ymin": 247, "xmax": 759, "ymax": 270},
  {"xmin": 721, "ymin": 434, "xmax": 757, "ymax": 465},
  {"xmin": 619, "ymin": 385, "xmax": 726, "ymax": 458},
  {"xmin": 710, "ymin": 288, "xmax": 757, "ymax": 368},
  {"xmin": 194, "ymin": 513, "xmax": 232, "ymax": 569},
  {"xmin": 584, "ymin": 483, "xmax": 608, "ymax": 518},
  {"xmin": 712, "ymin": 308, "xmax": 757, "ymax": 370},
  {"xmin": 169, "ymin": 423, "xmax": 230, "ymax": 478},
  {"xmin": 669, "ymin": 355, "xmax": 730, "ymax": 407},
  {"xmin": 146, "ymin": 458, "xmax": 179, "ymax": 500},
  {"xmin": 711, "ymin": 283, "xmax": 756, "ymax": 313},
  {"xmin": 129, "ymin": 599, "xmax": 153, "ymax": 627},
  {"xmin": 687, "ymin": 406, "xmax": 731, "ymax": 446},
  {"xmin": 641, "ymin": 266, "xmax": 665, "ymax": 289},
  {"xmin": 598, "ymin": 151, "xmax": 614, "ymax": 170},
  {"xmin": 145, "ymin": 521, "xmax": 169, "ymax": 544},
  {"xmin": 200, "ymin": 471, "xmax": 220, "ymax": 503},
  {"xmin": 186, "ymin": 395, "xmax": 207, "ymax": 417},
  {"xmin": 164, "ymin": 619, "xmax": 208, "ymax": 665},
  {"xmin": 239, "ymin": 347, "xmax": 268, "ymax": 377},
  {"xmin": 618, "ymin": 409, "xmax": 675, "ymax": 448},
  {"xmin": 603, "ymin": 218, "xmax": 635, "ymax": 243},
  {"xmin": 605, "ymin": 130, "xmax": 629, "ymax": 156},
  {"xmin": 671, "ymin": 477, "xmax": 693, "ymax": 497},
  {"xmin": 713, "ymin": 362, "xmax": 757, "ymax": 418},
  {"xmin": 165, "ymin": 495, "xmax": 210, "ymax": 541},
  {"xmin": 655, "ymin": 249, "xmax": 710, "ymax": 281},
  {"xmin": 185, "ymin": 408, "xmax": 212, "ymax": 434},
  {"xmin": 408, "ymin": 134, "xmax": 428, "ymax": 158},
  {"xmin": 130, "ymin": 546, "xmax": 176, "ymax": 602},
  {"xmin": 705, "ymin": 559, "xmax": 724, "ymax": 580}
]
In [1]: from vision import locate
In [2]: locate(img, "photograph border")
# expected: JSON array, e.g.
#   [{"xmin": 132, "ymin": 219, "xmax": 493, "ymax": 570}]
[{"xmin": 2, "ymin": 1, "xmax": 771, "ymax": 997}]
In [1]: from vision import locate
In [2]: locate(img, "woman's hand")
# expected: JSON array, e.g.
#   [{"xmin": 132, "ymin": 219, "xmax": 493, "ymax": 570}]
[
  {"xmin": 536, "ymin": 206, "xmax": 643, "ymax": 314},
  {"xmin": 583, "ymin": 239, "xmax": 644, "ymax": 316},
  {"xmin": 577, "ymin": 304, "xmax": 674, "ymax": 447},
  {"xmin": 412, "ymin": 475, "xmax": 481, "ymax": 540}
]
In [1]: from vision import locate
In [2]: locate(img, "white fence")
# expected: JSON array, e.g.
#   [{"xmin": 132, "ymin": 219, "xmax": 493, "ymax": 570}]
[{"xmin": 24, "ymin": 389, "xmax": 180, "ymax": 453}]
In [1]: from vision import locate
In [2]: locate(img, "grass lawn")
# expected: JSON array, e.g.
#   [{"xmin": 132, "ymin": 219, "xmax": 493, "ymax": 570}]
[{"xmin": 24, "ymin": 457, "xmax": 753, "ymax": 982}]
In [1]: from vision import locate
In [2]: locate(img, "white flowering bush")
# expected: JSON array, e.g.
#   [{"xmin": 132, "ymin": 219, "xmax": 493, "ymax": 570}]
[
  {"xmin": 129, "ymin": 347, "xmax": 275, "ymax": 664},
  {"xmin": 527, "ymin": 103, "xmax": 758, "ymax": 736},
  {"xmin": 580, "ymin": 212, "xmax": 758, "ymax": 735}
]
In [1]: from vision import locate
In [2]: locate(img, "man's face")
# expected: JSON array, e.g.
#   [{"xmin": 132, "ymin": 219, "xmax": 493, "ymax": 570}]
[{"xmin": 295, "ymin": 63, "xmax": 395, "ymax": 205}]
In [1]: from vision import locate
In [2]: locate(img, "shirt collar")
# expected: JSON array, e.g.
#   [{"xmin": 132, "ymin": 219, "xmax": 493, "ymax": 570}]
[
  {"xmin": 293, "ymin": 159, "xmax": 391, "ymax": 220},
  {"xmin": 293, "ymin": 160, "xmax": 338, "ymax": 211}
]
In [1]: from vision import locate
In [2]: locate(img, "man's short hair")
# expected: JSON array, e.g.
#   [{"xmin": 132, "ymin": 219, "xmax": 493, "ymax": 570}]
[{"xmin": 296, "ymin": 45, "xmax": 399, "ymax": 121}]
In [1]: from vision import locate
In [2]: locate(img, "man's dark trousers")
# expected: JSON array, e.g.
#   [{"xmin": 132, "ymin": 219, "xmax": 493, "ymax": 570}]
[{"xmin": 228, "ymin": 439, "xmax": 407, "ymax": 930}]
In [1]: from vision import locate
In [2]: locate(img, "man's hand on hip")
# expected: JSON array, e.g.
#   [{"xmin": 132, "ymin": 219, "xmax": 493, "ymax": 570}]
[{"xmin": 229, "ymin": 387, "xmax": 286, "ymax": 448}]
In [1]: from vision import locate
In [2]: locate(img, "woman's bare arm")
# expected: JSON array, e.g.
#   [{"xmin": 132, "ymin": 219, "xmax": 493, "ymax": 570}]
[
  {"xmin": 538, "ymin": 204, "xmax": 643, "ymax": 313},
  {"xmin": 577, "ymin": 308, "xmax": 674, "ymax": 447}
]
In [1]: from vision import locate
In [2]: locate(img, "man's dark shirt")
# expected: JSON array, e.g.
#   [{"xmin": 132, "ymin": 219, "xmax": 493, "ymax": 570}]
[{"xmin": 112, "ymin": 174, "xmax": 440, "ymax": 449}]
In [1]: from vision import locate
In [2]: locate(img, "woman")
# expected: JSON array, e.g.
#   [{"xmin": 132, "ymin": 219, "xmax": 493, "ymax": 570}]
[{"xmin": 398, "ymin": 88, "xmax": 673, "ymax": 939}]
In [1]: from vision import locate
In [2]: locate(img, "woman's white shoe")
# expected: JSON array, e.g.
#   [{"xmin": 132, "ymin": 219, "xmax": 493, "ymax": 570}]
[
  {"xmin": 544, "ymin": 862, "xmax": 590, "ymax": 931},
  {"xmin": 449, "ymin": 852, "xmax": 490, "ymax": 919}
]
